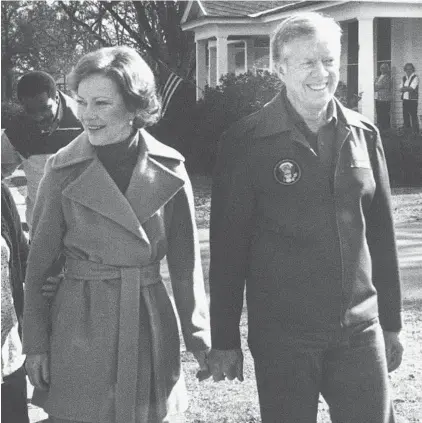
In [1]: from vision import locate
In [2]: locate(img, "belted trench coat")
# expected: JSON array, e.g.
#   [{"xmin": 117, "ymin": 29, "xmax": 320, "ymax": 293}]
[
  {"xmin": 209, "ymin": 90, "xmax": 402, "ymax": 357},
  {"xmin": 22, "ymin": 130, "xmax": 210, "ymax": 422}
]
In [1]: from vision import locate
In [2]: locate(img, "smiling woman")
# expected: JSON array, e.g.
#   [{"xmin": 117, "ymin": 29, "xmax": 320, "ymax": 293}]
[
  {"xmin": 22, "ymin": 46, "xmax": 211, "ymax": 423},
  {"xmin": 74, "ymin": 74, "xmax": 137, "ymax": 147}
]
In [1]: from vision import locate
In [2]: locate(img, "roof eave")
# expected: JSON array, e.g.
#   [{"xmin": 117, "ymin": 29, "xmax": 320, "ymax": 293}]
[
  {"xmin": 181, "ymin": 0, "xmax": 208, "ymax": 25},
  {"xmin": 181, "ymin": 16, "xmax": 256, "ymax": 31}
]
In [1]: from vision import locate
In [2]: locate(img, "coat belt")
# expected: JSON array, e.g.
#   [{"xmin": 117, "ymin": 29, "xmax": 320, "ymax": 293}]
[{"xmin": 65, "ymin": 258, "xmax": 164, "ymax": 423}]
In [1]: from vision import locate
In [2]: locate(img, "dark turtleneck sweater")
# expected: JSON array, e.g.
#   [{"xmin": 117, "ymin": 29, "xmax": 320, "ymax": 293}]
[{"xmin": 95, "ymin": 131, "xmax": 140, "ymax": 194}]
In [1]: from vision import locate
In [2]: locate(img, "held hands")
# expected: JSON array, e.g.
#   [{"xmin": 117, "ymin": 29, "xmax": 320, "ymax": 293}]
[
  {"xmin": 193, "ymin": 349, "xmax": 211, "ymax": 381},
  {"xmin": 207, "ymin": 348, "xmax": 244, "ymax": 382},
  {"xmin": 25, "ymin": 353, "xmax": 50, "ymax": 390},
  {"xmin": 383, "ymin": 331, "xmax": 404, "ymax": 372}
]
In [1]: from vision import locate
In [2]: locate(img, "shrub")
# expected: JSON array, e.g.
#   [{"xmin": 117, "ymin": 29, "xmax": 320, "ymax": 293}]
[
  {"xmin": 153, "ymin": 74, "xmax": 362, "ymax": 174},
  {"xmin": 185, "ymin": 71, "xmax": 283, "ymax": 173}
]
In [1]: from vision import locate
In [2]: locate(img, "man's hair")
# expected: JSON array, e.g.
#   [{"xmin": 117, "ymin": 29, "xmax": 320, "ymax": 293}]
[
  {"xmin": 272, "ymin": 13, "xmax": 342, "ymax": 66},
  {"xmin": 17, "ymin": 71, "xmax": 57, "ymax": 101}
]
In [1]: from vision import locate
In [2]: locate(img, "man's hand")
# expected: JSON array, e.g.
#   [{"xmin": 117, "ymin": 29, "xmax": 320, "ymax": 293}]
[
  {"xmin": 193, "ymin": 349, "xmax": 211, "ymax": 381},
  {"xmin": 42, "ymin": 275, "xmax": 63, "ymax": 299},
  {"xmin": 25, "ymin": 353, "xmax": 50, "ymax": 390},
  {"xmin": 207, "ymin": 348, "xmax": 244, "ymax": 382},
  {"xmin": 383, "ymin": 331, "xmax": 404, "ymax": 372}
]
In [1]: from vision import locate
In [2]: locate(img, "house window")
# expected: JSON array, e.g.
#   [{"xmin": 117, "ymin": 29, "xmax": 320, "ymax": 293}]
[
  {"xmin": 253, "ymin": 36, "xmax": 270, "ymax": 71},
  {"xmin": 235, "ymin": 49, "xmax": 246, "ymax": 74},
  {"xmin": 376, "ymin": 18, "xmax": 391, "ymax": 71}
]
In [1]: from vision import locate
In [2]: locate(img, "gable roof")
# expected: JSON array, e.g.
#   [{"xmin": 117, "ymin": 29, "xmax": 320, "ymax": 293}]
[
  {"xmin": 182, "ymin": 1, "xmax": 324, "ymax": 24},
  {"xmin": 201, "ymin": 1, "xmax": 298, "ymax": 17}
]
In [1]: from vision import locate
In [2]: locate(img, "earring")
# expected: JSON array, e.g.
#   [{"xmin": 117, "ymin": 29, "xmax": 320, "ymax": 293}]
[{"xmin": 129, "ymin": 120, "xmax": 134, "ymax": 126}]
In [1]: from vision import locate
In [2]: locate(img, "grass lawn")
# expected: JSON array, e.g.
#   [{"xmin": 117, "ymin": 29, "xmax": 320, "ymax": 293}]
[
  {"xmin": 180, "ymin": 175, "xmax": 422, "ymax": 423},
  {"xmin": 22, "ymin": 174, "xmax": 421, "ymax": 422}
]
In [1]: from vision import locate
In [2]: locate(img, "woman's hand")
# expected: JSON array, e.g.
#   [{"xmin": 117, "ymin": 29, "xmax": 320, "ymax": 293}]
[
  {"xmin": 25, "ymin": 353, "xmax": 50, "ymax": 390},
  {"xmin": 42, "ymin": 275, "xmax": 63, "ymax": 299},
  {"xmin": 192, "ymin": 349, "xmax": 211, "ymax": 381}
]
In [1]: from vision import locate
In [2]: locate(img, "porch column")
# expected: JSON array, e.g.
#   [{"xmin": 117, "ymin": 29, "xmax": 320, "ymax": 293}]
[
  {"xmin": 196, "ymin": 39, "xmax": 207, "ymax": 100},
  {"xmin": 358, "ymin": 18, "xmax": 375, "ymax": 122},
  {"xmin": 216, "ymin": 35, "xmax": 228, "ymax": 84},
  {"xmin": 269, "ymin": 34, "xmax": 275, "ymax": 73},
  {"xmin": 245, "ymin": 39, "xmax": 255, "ymax": 72},
  {"xmin": 209, "ymin": 46, "xmax": 217, "ymax": 88}
]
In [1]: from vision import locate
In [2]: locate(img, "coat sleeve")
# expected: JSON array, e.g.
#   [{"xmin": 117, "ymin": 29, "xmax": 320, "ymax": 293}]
[
  {"xmin": 366, "ymin": 129, "xmax": 402, "ymax": 332},
  {"xmin": 209, "ymin": 130, "xmax": 255, "ymax": 350},
  {"xmin": 22, "ymin": 157, "xmax": 66, "ymax": 354},
  {"xmin": 1, "ymin": 131, "xmax": 22, "ymax": 178},
  {"xmin": 166, "ymin": 162, "xmax": 211, "ymax": 352}
]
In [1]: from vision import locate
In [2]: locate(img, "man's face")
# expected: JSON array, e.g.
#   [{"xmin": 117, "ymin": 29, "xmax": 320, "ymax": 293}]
[
  {"xmin": 20, "ymin": 92, "xmax": 58, "ymax": 132},
  {"xmin": 279, "ymin": 34, "xmax": 340, "ymax": 115}
]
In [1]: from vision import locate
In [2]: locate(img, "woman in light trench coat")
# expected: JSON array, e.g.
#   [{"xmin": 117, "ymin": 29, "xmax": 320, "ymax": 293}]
[{"xmin": 23, "ymin": 46, "xmax": 211, "ymax": 423}]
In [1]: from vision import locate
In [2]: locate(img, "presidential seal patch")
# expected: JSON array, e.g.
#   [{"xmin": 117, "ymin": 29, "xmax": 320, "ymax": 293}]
[{"xmin": 274, "ymin": 159, "xmax": 301, "ymax": 185}]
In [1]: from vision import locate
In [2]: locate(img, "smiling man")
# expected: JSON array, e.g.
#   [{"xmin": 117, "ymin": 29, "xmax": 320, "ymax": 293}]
[
  {"xmin": 1, "ymin": 71, "xmax": 82, "ymax": 230},
  {"xmin": 207, "ymin": 13, "xmax": 403, "ymax": 423}
]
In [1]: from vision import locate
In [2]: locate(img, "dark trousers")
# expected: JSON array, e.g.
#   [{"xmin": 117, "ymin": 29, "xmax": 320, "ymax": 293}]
[
  {"xmin": 376, "ymin": 100, "xmax": 391, "ymax": 131},
  {"xmin": 1, "ymin": 366, "xmax": 29, "ymax": 423},
  {"xmin": 253, "ymin": 319, "xmax": 395, "ymax": 423},
  {"xmin": 403, "ymin": 100, "xmax": 420, "ymax": 134}
]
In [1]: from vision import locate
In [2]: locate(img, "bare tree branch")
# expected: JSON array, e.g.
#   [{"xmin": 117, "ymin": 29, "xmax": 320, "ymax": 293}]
[{"xmin": 58, "ymin": 1, "xmax": 109, "ymax": 47}]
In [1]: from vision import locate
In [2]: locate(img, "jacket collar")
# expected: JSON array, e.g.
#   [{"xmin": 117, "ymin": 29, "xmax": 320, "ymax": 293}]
[
  {"xmin": 51, "ymin": 128, "xmax": 184, "ymax": 169},
  {"xmin": 253, "ymin": 87, "xmax": 370, "ymax": 139},
  {"xmin": 57, "ymin": 129, "xmax": 184, "ymax": 242}
]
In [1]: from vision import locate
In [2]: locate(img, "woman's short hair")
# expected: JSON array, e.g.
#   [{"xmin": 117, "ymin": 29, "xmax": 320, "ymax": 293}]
[
  {"xmin": 404, "ymin": 63, "xmax": 415, "ymax": 73},
  {"xmin": 272, "ymin": 13, "xmax": 342, "ymax": 66},
  {"xmin": 380, "ymin": 63, "xmax": 390, "ymax": 72},
  {"xmin": 68, "ymin": 46, "xmax": 161, "ymax": 128}
]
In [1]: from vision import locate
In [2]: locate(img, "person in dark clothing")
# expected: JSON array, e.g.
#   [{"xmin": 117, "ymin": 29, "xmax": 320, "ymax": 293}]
[
  {"xmin": 1, "ymin": 181, "xmax": 30, "ymax": 423},
  {"xmin": 1, "ymin": 71, "xmax": 82, "ymax": 230},
  {"xmin": 207, "ymin": 13, "xmax": 403, "ymax": 423},
  {"xmin": 400, "ymin": 63, "xmax": 419, "ymax": 135}
]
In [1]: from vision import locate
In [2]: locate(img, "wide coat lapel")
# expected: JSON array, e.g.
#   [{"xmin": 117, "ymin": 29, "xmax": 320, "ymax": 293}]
[
  {"xmin": 125, "ymin": 129, "xmax": 185, "ymax": 224},
  {"xmin": 53, "ymin": 131, "xmax": 185, "ymax": 241}
]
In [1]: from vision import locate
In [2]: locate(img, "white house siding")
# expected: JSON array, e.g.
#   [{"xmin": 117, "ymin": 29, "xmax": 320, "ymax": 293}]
[
  {"xmin": 339, "ymin": 23, "xmax": 348, "ymax": 86},
  {"xmin": 391, "ymin": 18, "xmax": 422, "ymax": 128}
]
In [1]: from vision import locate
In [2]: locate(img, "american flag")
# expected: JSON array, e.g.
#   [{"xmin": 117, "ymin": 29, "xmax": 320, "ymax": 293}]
[{"xmin": 159, "ymin": 71, "xmax": 184, "ymax": 117}]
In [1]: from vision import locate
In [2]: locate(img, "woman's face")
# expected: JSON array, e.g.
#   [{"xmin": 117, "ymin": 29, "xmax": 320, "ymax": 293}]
[{"xmin": 76, "ymin": 74, "xmax": 136, "ymax": 146}]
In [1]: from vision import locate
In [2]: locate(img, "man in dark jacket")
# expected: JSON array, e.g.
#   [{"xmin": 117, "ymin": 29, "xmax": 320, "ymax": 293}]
[
  {"xmin": 1, "ymin": 71, "xmax": 82, "ymax": 230},
  {"xmin": 207, "ymin": 12, "xmax": 403, "ymax": 423}
]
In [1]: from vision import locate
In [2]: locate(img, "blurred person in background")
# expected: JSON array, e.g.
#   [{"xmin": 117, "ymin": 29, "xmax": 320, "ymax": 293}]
[
  {"xmin": 1, "ymin": 71, "xmax": 82, "ymax": 231},
  {"xmin": 1, "ymin": 181, "xmax": 29, "ymax": 423},
  {"xmin": 374, "ymin": 62, "xmax": 392, "ymax": 131},
  {"xmin": 400, "ymin": 63, "xmax": 419, "ymax": 135}
]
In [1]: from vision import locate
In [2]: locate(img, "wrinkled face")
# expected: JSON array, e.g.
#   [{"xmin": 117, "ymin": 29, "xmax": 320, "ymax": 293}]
[
  {"xmin": 279, "ymin": 34, "xmax": 340, "ymax": 115},
  {"xmin": 76, "ymin": 74, "xmax": 135, "ymax": 146},
  {"xmin": 21, "ymin": 92, "xmax": 58, "ymax": 131}
]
